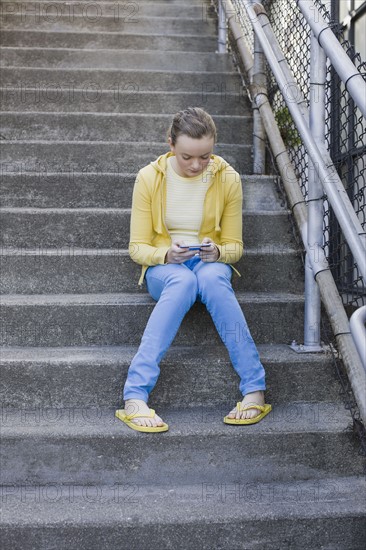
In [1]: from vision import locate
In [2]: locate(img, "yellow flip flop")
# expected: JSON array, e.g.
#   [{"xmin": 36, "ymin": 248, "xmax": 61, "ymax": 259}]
[
  {"xmin": 115, "ymin": 408, "xmax": 169, "ymax": 433},
  {"xmin": 223, "ymin": 402, "xmax": 272, "ymax": 425}
]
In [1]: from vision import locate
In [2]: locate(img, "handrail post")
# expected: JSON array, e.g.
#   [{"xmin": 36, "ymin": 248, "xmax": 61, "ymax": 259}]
[
  {"xmin": 217, "ymin": 1, "xmax": 227, "ymax": 53},
  {"xmin": 252, "ymin": 5, "xmax": 266, "ymax": 174},
  {"xmin": 303, "ymin": 33, "xmax": 327, "ymax": 351}
]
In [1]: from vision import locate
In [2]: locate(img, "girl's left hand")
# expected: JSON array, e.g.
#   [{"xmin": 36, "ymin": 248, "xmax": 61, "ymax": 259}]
[{"xmin": 199, "ymin": 238, "xmax": 220, "ymax": 262}]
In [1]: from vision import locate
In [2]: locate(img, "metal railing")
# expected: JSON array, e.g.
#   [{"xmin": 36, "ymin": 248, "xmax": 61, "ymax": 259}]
[
  {"xmin": 212, "ymin": 0, "xmax": 366, "ymax": 423},
  {"xmin": 350, "ymin": 305, "xmax": 366, "ymax": 370}
]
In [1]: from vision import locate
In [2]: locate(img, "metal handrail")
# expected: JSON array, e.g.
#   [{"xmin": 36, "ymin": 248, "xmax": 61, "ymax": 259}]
[
  {"xmin": 242, "ymin": 0, "xmax": 366, "ymax": 280},
  {"xmin": 297, "ymin": 0, "xmax": 366, "ymax": 119},
  {"xmin": 350, "ymin": 306, "xmax": 366, "ymax": 371},
  {"xmin": 242, "ymin": 0, "xmax": 366, "ymax": 386},
  {"xmin": 216, "ymin": 0, "xmax": 366, "ymax": 424}
]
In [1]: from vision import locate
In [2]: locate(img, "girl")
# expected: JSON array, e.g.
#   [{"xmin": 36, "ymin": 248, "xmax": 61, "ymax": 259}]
[{"xmin": 115, "ymin": 107, "xmax": 271, "ymax": 432}]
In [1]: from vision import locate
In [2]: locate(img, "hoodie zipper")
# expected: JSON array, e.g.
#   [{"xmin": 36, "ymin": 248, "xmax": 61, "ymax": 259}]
[{"xmin": 161, "ymin": 169, "xmax": 172, "ymax": 244}]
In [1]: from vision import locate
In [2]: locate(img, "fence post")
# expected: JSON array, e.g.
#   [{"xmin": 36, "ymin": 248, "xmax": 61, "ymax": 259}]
[
  {"xmin": 252, "ymin": 5, "xmax": 266, "ymax": 174},
  {"xmin": 218, "ymin": 1, "xmax": 227, "ymax": 53},
  {"xmin": 303, "ymin": 33, "xmax": 327, "ymax": 351}
]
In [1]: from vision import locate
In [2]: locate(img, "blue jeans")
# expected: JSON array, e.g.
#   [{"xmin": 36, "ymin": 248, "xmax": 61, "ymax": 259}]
[{"xmin": 123, "ymin": 255, "xmax": 266, "ymax": 402}]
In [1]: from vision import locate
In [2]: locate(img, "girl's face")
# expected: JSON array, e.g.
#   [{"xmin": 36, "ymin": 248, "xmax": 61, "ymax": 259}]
[{"xmin": 168, "ymin": 134, "xmax": 215, "ymax": 178}]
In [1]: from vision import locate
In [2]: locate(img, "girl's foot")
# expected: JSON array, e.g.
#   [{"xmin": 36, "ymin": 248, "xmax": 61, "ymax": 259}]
[
  {"xmin": 226, "ymin": 391, "xmax": 265, "ymax": 420},
  {"xmin": 124, "ymin": 399, "xmax": 165, "ymax": 428}
]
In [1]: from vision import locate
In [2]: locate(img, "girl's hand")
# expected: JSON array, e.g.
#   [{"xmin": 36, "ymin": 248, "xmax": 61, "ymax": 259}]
[
  {"xmin": 165, "ymin": 241, "xmax": 196, "ymax": 264},
  {"xmin": 199, "ymin": 238, "xmax": 220, "ymax": 262}
]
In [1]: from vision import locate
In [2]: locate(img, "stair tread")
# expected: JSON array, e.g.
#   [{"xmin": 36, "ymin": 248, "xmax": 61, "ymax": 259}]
[
  {"xmin": 0, "ymin": 30, "xmax": 216, "ymax": 39},
  {"xmin": 1, "ymin": 171, "xmax": 268, "ymax": 176},
  {"xmin": 1, "ymin": 47, "xmax": 222, "ymax": 53},
  {"xmin": 0, "ymin": 207, "xmax": 288, "ymax": 214},
  {"xmin": 1, "ymin": 25, "xmax": 217, "ymax": 37},
  {"xmin": 0, "ymin": 67, "xmax": 239, "ymax": 74},
  {"xmin": 1, "ymin": 140, "xmax": 249, "ymax": 145},
  {"xmin": 0, "ymin": 89, "xmax": 243, "ymax": 96},
  {"xmin": 0, "ymin": 343, "xmax": 341, "ymax": 409},
  {"xmin": 0, "ymin": 343, "xmax": 329, "ymax": 365},
  {"xmin": 0, "ymin": 245, "xmax": 299, "ymax": 255},
  {"xmin": 1, "ymin": 111, "xmax": 250, "ymax": 118},
  {"xmin": 2, "ymin": 15, "xmax": 215, "ymax": 20},
  {"xmin": 0, "ymin": 403, "xmax": 353, "ymax": 435},
  {"xmin": 0, "ymin": 291, "xmax": 304, "ymax": 305},
  {"xmin": 2, "ymin": 0, "xmax": 208, "ymax": 2},
  {"xmin": 1, "ymin": 477, "xmax": 365, "ymax": 525}
]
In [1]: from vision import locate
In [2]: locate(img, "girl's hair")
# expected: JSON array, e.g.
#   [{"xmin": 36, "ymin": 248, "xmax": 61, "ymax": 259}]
[{"xmin": 167, "ymin": 107, "xmax": 217, "ymax": 145}]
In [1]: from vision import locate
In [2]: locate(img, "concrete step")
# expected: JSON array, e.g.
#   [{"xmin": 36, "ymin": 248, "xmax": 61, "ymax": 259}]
[
  {"xmin": 0, "ymin": 209, "xmax": 295, "ymax": 248},
  {"xmin": 1, "ymin": 477, "xmax": 364, "ymax": 550},
  {"xmin": 0, "ymin": 49, "xmax": 233, "ymax": 72},
  {"xmin": 0, "ymin": 142, "xmax": 252, "ymax": 174},
  {"xmin": 0, "ymin": 0, "xmax": 210, "ymax": 2},
  {"xmin": 0, "ymin": 403, "xmax": 363, "ymax": 485},
  {"xmin": 1, "ymin": 14, "xmax": 217, "ymax": 34},
  {"xmin": 0, "ymin": 30, "xmax": 218, "ymax": 51},
  {"xmin": 0, "ymin": 246, "xmax": 304, "ymax": 294},
  {"xmin": 0, "ymin": 88, "xmax": 251, "ymax": 115},
  {"xmin": 0, "ymin": 112, "xmax": 252, "ymax": 143},
  {"xmin": 0, "ymin": 67, "xmax": 243, "ymax": 93},
  {"xmin": 0, "ymin": 174, "xmax": 277, "ymax": 208},
  {"xmin": 4, "ymin": 3, "xmax": 358, "ymax": 547},
  {"xmin": 0, "ymin": 1, "xmax": 214, "ymax": 19},
  {"xmin": 3, "ymin": 0, "xmax": 209, "ymax": 2},
  {"xmin": 0, "ymin": 1, "xmax": 214, "ymax": 17},
  {"xmin": 0, "ymin": 345, "xmax": 341, "ymax": 408},
  {"xmin": 0, "ymin": 291, "xmax": 305, "ymax": 346}
]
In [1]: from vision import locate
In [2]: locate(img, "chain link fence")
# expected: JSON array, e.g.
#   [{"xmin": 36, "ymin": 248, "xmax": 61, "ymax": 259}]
[{"xmin": 213, "ymin": 0, "xmax": 366, "ymax": 310}]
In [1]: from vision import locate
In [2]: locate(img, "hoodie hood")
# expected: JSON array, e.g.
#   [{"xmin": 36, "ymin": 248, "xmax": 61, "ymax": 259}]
[{"xmin": 150, "ymin": 151, "xmax": 231, "ymax": 232}]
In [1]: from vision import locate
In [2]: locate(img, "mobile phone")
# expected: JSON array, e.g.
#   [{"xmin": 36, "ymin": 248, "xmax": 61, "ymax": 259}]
[{"xmin": 178, "ymin": 243, "xmax": 212, "ymax": 251}]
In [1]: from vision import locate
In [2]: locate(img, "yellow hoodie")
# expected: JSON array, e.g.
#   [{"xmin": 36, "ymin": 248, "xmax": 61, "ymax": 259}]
[{"xmin": 129, "ymin": 151, "xmax": 244, "ymax": 286}]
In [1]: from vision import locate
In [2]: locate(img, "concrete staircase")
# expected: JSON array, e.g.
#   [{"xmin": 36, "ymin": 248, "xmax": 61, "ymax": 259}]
[{"xmin": 0, "ymin": 0, "xmax": 365, "ymax": 548}]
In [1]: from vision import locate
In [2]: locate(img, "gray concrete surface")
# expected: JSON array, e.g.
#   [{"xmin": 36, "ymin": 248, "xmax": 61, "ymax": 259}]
[{"xmin": 1, "ymin": 0, "xmax": 364, "ymax": 546}]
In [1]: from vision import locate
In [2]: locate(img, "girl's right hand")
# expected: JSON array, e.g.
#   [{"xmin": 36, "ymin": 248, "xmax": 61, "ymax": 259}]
[{"xmin": 165, "ymin": 241, "xmax": 197, "ymax": 264}]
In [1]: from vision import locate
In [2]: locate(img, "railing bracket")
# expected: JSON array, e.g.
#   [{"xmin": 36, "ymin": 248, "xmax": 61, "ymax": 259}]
[{"xmin": 289, "ymin": 340, "xmax": 328, "ymax": 354}]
